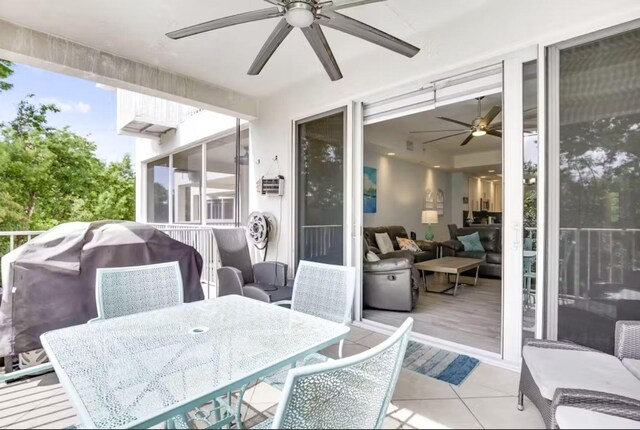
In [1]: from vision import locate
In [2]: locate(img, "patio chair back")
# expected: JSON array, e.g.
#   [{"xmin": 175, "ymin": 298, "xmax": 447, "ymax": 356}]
[
  {"xmin": 95, "ymin": 261, "xmax": 183, "ymax": 320},
  {"xmin": 272, "ymin": 317, "xmax": 413, "ymax": 429},
  {"xmin": 291, "ymin": 260, "xmax": 356, "ymax": 324},
  {"xmin": 212, "ymin": 228, "xmax": 255, "ymax": 284}
]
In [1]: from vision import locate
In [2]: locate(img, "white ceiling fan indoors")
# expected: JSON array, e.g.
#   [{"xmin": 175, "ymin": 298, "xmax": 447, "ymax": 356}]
[{"xmin": 166, "ymin": 0, "xmax": 420, "ymax": 81}]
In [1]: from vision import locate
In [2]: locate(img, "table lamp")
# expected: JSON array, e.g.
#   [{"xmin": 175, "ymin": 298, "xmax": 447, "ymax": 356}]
[{"xmin": 422, "ymin": 210, "xmax": 438, "ymax": 241}]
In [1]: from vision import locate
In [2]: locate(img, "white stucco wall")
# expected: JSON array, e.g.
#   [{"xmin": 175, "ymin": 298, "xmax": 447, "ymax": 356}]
[
  {"xmin": 248, "ymin": 1, "xmax": 640, "ymax": 268},
  {"xmin": 363, "ymin": 150, "xmax": 453, "ymax": 242}
]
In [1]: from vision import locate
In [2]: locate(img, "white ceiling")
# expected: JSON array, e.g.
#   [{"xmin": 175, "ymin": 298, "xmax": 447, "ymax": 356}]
[
  {"xmin": 377, "ymin": 93, "xmax": 504, "ymax": 154},
  {"xmin": 0, "ymin": 0, "xmax": 497, "ymax": 99},
  {"xmin": 2, "ymin": 0, "xmax": 638, "ymax": 106},
  {"xmin": 0, "ymin": 0, "xmax": 430, "ymax": 98},
  {"xmin": 364, "ymin": 93, "xmax": 507, "ymax": 178}
]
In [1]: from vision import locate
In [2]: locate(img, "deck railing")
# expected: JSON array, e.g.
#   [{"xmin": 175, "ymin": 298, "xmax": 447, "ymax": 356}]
[
  {"xmin": 147, "ymin": 223, "xmax": 236, "ymax": 299},
  {"xmin": 0, "ymin": 224, "xmax": 237, "ymax": 300},
  {"xmin": 0, "ymin": 231, "xmax": 46, "ymax": 253}
]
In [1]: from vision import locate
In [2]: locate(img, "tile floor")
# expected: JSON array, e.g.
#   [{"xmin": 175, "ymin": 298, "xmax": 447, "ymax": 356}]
[{"xmin": 0, "ymin": 326, "xmax": 545, "ymax": 429}]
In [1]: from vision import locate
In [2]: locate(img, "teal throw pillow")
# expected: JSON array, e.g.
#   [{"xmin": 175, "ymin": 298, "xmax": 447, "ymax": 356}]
[{"xmin": 457, "ymin": 232, "xmax": 485, "ymax": 252}]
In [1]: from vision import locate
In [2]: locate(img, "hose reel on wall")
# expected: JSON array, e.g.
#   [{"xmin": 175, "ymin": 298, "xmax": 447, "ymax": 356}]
[{"xmin": 247, "ymin": 211, "xmax": 278, "ymax": 261}]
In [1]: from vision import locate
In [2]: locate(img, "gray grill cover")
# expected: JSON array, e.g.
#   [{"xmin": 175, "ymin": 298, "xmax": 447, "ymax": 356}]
[{"xmin": 0, "ymin": 221, "xmax": 204, "ymax": 356}]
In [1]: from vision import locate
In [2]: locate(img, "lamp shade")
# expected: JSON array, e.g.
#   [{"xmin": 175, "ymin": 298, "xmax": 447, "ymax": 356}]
[{"xmin": 422, "ymin": 210, "xmax": 438, "ymax": 224}]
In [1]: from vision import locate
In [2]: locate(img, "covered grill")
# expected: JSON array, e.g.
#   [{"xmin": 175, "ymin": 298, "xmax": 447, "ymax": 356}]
[{"xmin": 0, "ymin": 221, "xmax": 204, "ymax": 356}]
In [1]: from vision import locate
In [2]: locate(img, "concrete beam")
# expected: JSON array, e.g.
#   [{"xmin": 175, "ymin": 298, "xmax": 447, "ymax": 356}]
[{"xmin": 0, "ymin": 19, "xmax": 258, "ymax": 120}]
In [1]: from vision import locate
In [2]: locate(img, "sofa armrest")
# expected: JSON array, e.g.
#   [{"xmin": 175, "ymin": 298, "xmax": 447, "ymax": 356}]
[
  {"xmin": 368, "ymin": 246, "xmax": 381, "ymax": 254},
  {"xmin": 379, "ymin": 249, "xmax": 414, "ymax": 261},
  {"xmin": 242, "ymin": 286, "xmax": 272, "ymax": 303},
  {"xmin": 217, "ymin": 267, "xmax": 244, "ymax": 297},
  {"xmin": 615, "ymin": 321, "xmax": 640, "ymax": 360},
  {"xmin": 415, "ymin": 239, "xmax": 437, "ymax": 253},
  {"xmin": 552, "ymin": 388, "xmax": 640, "ymax": 427},
  {"xmin": 364, "ymin": 257, "xmax": 413, "ymax": 273},
  {"xmin": 441, "ymin": 239, "xmax": 463, "ymax": 253},
  {"xmin": 524, "ymin": 339, "xmax": 604, "ymax": 353},
  {"xmin": 253, "ymin": 261, "xmax": 288, "ymax": 287}
]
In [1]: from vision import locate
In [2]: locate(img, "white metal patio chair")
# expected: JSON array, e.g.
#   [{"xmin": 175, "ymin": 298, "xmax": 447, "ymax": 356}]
[
  {"xmin": 253, "ymin": 317, "xmax": 413, "ymax": 429},
  {"xmin": 92, "ymin": 261, "xmax": 184, "ymax": 321},
  {"xmin": 263, "ymin": 260, "xmax": 356, "ymax": 390},
  {"xmin": 228, "ymin": 261, "xmax": 356, "ymax": 428}
]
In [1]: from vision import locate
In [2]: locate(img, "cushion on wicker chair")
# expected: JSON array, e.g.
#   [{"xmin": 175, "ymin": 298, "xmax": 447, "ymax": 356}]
[
  {"xmin": 623, "ymin": 358, "xmax": 640, "ymax": 381},
  {"xmin": 522, "ymin": 346, "xmax": 640, "ymax": 401},
  {"xmin": 555, "ymin": 406, "xmax": 640, "ymax": 429}
]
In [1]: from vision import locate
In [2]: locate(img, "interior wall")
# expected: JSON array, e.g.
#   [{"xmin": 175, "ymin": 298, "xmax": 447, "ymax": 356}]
[{"xmin": 363, "ymin": 150, "xmax": 453, "ymax": 242}]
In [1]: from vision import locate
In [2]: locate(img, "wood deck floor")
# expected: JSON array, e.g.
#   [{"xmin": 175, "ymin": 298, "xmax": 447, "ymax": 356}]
[{"xmin": 363, "ymin": 274, "xmax": 502, "ymax": 353}]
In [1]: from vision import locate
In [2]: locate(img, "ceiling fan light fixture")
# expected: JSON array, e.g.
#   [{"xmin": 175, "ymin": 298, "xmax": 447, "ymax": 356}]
[
  {"xmin": 472, "ymin": 129, "xmax": 487, "ymax": 137},
  {"xmin": 285, "ymin": 2, "xmax": 315, "ymax": 28}
]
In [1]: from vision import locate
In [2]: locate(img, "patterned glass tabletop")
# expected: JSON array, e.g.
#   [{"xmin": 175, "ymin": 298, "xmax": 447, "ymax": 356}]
[{"xmin": 40, "ymin": 295, "xmax": 349, "ymax": 429}]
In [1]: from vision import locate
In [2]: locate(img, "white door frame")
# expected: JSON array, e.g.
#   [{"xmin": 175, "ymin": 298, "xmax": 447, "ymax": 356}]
[
  {"xmin": 502, "ymin": 46, "xmax": 538, "ymax": 364},
  {"xmin": 353, "ymin": 47, "xmax": 537, "ymax": 367}
]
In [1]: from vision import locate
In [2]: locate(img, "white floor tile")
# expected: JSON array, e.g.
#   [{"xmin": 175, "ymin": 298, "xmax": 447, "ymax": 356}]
[
  {"xmin": 463, "ymin": 396, "xmax": 545, "ymax": 429},
  {"xmin": 356, "ymin": 332, "xmax": 390, "ymax": 348},
  {"xmin": 390, "ymin": 399, "xmax": 483, "ymax": 429},
  {"xmin": 453, "ymin": 362, "xmax": 520, "ymax": 398},
  {"xmin": 248, "ymin": 382, "xmax": 281, "ymax": 407},
  {"xmin": 393, "ymin": 369, "xmax": 458, "ymax": 401},
  {"xmin": 321, "ymin": 342, "xmax": 368, "ymax": 359},
  {"xmin": 347, "ymin": 325, "xmax": 375, "ymax": 342}
]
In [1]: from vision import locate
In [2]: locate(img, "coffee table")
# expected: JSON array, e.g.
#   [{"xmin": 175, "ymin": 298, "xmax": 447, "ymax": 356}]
[{"xmin": 415, "ymin": 257, "xmax": 483, "ymax": 296}]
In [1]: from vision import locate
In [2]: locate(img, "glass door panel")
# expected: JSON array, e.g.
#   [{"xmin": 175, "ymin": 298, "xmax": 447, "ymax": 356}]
[
  {"xmin": 553, "ymin": 27, "xmax": 640, "ymax": 352},
  {"xmin": 296, "ymin": 109, "xmax": 346, "ymax": 265},
  {"xmin": 522, "ymin": 60, "xmax": 539, "ymax": 341}
]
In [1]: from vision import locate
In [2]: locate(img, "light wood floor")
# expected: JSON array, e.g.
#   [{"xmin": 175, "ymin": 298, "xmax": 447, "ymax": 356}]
[{"xmin": 363, "ymin": 274, "xmax": 502, "ymax": 353}]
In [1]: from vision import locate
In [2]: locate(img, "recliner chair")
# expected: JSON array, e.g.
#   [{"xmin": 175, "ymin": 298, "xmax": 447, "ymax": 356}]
[
  {"xmin": 213, "ymin": 228, "xmax": 293, "ymax": 303},
  {"xmin": 363, "ymin": 239, "xmax": 419, "ymax": 312}
]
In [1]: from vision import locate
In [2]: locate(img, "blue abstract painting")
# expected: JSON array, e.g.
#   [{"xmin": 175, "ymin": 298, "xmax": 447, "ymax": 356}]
[{"xmin": 364, "ymin": 166, "xmax": 377, "ymax": 213}]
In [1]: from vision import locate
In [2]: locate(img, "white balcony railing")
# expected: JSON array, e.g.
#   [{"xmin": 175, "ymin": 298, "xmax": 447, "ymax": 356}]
[{"xmin": 0, "ymin": 224, "xmax": 236, "ymax": 300}]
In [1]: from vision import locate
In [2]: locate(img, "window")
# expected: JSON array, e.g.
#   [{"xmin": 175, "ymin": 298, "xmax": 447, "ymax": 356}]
[
  {"xmin": 144, "ymin": 122, "xmax": 248, "ymax": 226},
  {"xmin": 146, "ymin": 157, "xmax": 170, "ymax": 223},
  {"xmin": 173, "ymin": 146, "xmax": 202, "ymax": 224}
]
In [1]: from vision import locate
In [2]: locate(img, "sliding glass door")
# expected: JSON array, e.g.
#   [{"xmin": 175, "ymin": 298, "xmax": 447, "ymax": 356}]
[
  {"xmin": 295, "ymin": 108, "xmax": 347, "ymax": 265},
  {"xmin": 548, "ymin": 26, "xmax": 640, "ymax": 352}
]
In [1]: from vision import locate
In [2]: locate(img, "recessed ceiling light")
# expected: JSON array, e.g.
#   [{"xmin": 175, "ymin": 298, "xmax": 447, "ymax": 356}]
[
  {"xmin": 433, "ymin": 165, "xmax": 441, "ymax": 168},
  {"xmin": 480, "ymin": 176, "xmax": 487, "ymax": 179},
  {"xmin": 488, "ymin": 170, "xmax": 495, "ymax": 173},
  {"xmin": 387, "ymin": 152, "xmax": 396, "ymax": 156}
]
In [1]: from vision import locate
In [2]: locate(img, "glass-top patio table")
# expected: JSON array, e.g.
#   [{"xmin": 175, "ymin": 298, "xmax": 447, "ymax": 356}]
[{"xmin": 40, "ymin": 295, "xmax": 350, "ymax": 429}]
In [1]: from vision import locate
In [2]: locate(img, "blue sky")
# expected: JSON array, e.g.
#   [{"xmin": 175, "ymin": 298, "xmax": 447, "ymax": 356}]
[{"xmin": 0, "ymin": 62, "xmax": 135, "ymax": 163}]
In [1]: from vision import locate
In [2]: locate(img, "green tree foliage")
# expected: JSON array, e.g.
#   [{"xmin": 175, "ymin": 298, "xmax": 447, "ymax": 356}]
[
  {"xmin": 0, "ymin": 94, "xmax": 135, "ymax": 233},
  {"xmin": 0, "ymin": 59, "xmax": 14, "ymax": 92}
]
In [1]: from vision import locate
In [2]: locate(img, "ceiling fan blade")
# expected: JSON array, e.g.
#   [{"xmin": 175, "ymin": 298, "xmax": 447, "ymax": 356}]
[
  {"xmin": 248, "ymin": 19, "xmax": 293, "ymax": 75},
  {"xmin": 422, "ymin": 132, "xmax": 469, "ymax": 144},
  {"xmin": 319, "ymin": 11, "xmax": 420, "ymax": 58},
  {"xmin": 410, "ymin": 129, "xmax": 468, "ymax": 134},
  {"xmin": 487, "ymin": 129, "xmax": 502, "ymax": 138},
  {"xmin": 167, "ymin": 7, "xmax": 283, "ymax": 39},
  {"xmin": 302, "ymin": 23, "xmax": 343, "ymax": 81},
  {"xmin": 481, "ymin": 106, "xmax": 502, "ymax": 126},
  {"xmin": 437, "ymin": 117, "xmax": 472, "ymax": 128},
  {"xmin": 460, "ymin": 133, "xmax": 474, "ymax": 146},
  {"xmin": 323, "ymin": 0, "xmax": 387, "ymax": 11}
]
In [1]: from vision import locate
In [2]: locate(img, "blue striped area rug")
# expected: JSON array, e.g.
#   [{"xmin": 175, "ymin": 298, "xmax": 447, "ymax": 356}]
[{"xmin": 403, "ymin": 341, "xmax": 479, "ymax": 386}]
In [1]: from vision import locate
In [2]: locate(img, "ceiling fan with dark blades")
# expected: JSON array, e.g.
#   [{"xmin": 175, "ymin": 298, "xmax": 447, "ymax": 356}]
[
  {"xmin": 411, "ymin": 97, "xmax": 502, "ymax": 146},
  {"xmin": 166, "ymin": 0, "xmax": 420, "ymax": 81}
]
